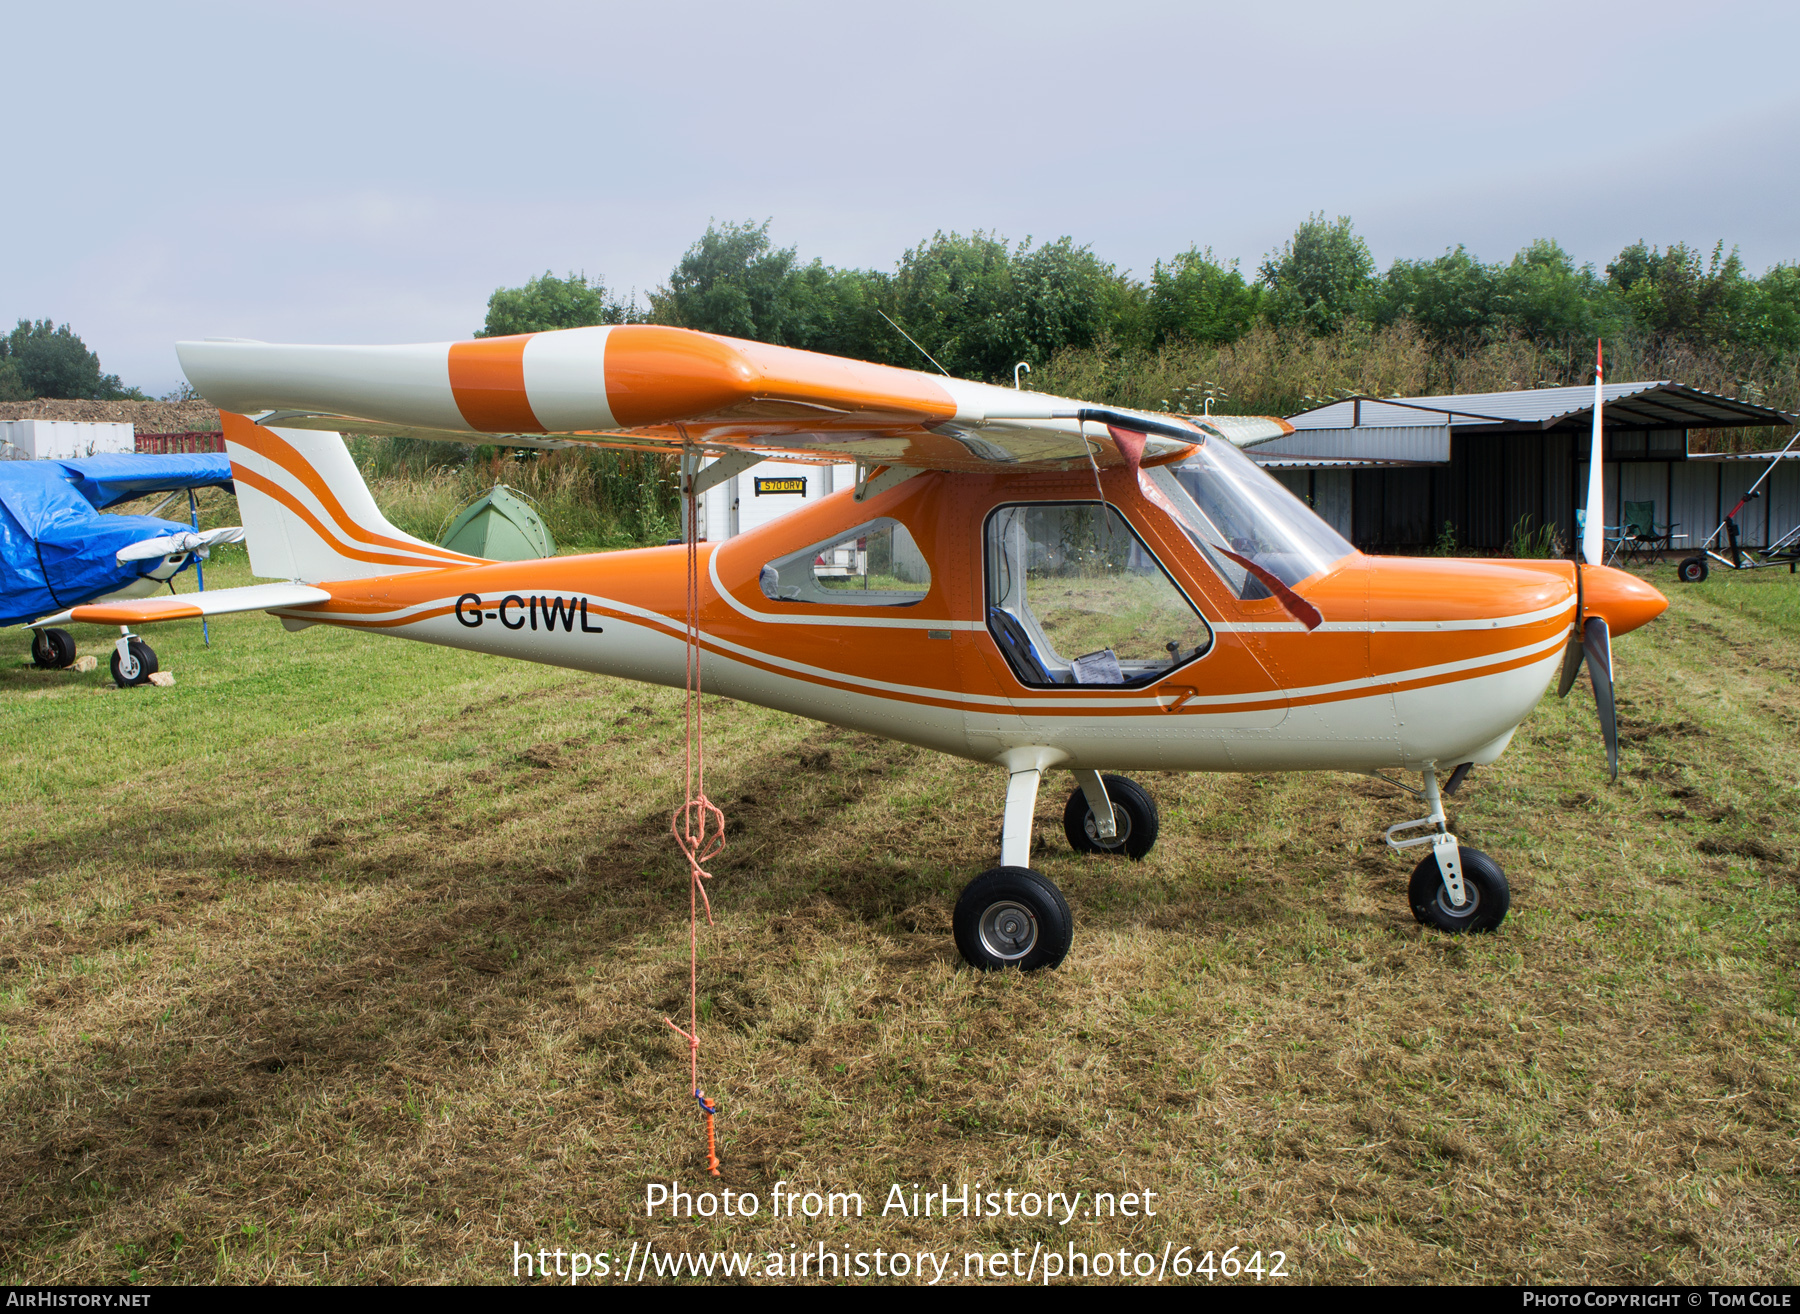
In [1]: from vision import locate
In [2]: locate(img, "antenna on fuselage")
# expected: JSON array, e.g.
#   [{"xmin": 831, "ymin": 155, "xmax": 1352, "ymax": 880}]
[{"xmin": 876, "ymin": 309, "xmax": 952, "ymax": 377}]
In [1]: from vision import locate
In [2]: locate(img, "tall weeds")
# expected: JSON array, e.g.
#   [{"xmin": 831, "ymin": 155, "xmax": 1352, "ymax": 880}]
[
  {"xmin": 1030, "ymin": 322, "xmax": 1800, "ymax": 452},
  {"xmin": 347, "ymin": 437, "xmax": 680, "ymax": 552}
]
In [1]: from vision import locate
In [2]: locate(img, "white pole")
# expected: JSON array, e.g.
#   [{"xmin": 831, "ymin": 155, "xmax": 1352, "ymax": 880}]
[{"xmin": 1581, "ymin": 340, "xmax": 1606, "ymax": 566}]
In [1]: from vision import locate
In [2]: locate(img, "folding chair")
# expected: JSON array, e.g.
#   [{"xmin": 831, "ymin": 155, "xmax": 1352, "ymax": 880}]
[
  {"xmin": 1620, "ymin": 500, "xmax": 1679, "ymax": 566},
  {"xmin": 1575, "ymin": 509, "xmax": 1628, "ymax": 565}
]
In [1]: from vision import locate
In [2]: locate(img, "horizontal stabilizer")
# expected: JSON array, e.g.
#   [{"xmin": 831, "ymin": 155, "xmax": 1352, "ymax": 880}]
[{"xmin": 36, "ymin": 582, "xmax": 331, "ymax": 628}]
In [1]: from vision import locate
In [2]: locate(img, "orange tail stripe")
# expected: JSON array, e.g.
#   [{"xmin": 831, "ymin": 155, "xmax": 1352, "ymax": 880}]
[
  {"xmin": 222, "ymin": 415, "xmax": 483, "ymax": 565},
  {"xmin": 448, "ymin": 336, "xmax": 544, "ymax": 433},
  {"xmin": 231, "ymin": 467, "xmax": 467, "ymax": 571}
]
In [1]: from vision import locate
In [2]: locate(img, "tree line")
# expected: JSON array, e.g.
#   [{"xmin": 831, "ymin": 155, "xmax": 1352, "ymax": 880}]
[
  {"xmin": 476, "ymin": 216, "xmax": 1800, "ymax": 424},
  {"xmin": 10, "ymin": 214, "xmax": 1797, "ymax": 428}
]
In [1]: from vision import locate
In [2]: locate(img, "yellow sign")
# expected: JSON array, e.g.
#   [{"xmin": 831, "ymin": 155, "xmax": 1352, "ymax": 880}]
[{"xmin": 754, "ymin": 477, "xmax": 807, "ymax": 496}]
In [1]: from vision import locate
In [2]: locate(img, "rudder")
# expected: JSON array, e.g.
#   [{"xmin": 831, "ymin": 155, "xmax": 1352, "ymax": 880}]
[{"xmin": 220, "ymin": 411, "xmax": 486, "ymax": 582}]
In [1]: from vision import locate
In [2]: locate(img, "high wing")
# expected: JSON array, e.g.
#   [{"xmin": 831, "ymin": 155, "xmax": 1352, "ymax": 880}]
[{"xmin": 177, "ymin": 326, "xmax": 1293, "ymax": 471}]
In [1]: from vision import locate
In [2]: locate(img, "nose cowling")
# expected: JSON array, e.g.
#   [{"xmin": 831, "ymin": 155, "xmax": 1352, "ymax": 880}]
[{"xmin": 1580, "ymin": 565, "xmax": 1667, "ymax": 636}]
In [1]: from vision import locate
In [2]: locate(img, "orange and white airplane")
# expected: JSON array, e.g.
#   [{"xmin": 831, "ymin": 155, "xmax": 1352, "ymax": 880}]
[{"xmin": 58, "ymin": 326, "xmax": 1666, "ymax": 969}]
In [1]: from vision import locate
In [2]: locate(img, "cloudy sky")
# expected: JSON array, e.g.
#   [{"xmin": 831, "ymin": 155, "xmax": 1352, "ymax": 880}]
[{"xmin": 7, "ymin": 0, "xmax": 1798, "ymax": 394}]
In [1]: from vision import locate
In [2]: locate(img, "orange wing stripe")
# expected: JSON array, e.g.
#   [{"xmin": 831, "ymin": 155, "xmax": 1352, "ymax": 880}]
[
  {"xmin": 448, "ymin": 336, "xmax": 544, "ymax": 433},
  {"xmin": 70, "ymin": 601, "xmax": 204, "ymax": 624},
  {"xmin": 603, "ymin": 325, "xmax": 958, "ymax": 428}
]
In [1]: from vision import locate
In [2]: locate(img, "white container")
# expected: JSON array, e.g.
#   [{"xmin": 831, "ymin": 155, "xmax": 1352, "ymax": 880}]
[
  {"xmin": 0, "ymin": 420, "xmax": 136, "ymax": 460},
  {"xmin": 696, "ymin": 459, "xmax": 857, "ymax": 541}
]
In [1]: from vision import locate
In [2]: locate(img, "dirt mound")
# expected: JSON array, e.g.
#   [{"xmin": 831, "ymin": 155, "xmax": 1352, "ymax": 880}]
[{"xmin": 0, "ymin": 398, "xmax": 220, "ymax": 432}]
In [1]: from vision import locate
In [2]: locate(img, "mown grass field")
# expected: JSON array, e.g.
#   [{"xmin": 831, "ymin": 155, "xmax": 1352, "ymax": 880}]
[{"xmin": 0, "ymin": 549, "xmax": 1795, "ymax": 1285}]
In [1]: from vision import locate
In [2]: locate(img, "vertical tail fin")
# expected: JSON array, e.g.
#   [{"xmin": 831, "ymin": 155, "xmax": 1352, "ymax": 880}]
[{"xmin": 220, "ymin": 411, "xmax": 486, "ymax": 582}]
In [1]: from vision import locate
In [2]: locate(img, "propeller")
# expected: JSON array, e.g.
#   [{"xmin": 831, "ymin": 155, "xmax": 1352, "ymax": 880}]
[
  {"xmin": 115, "ymin": 525, "xmax": 245, "ymax": 564},
  {"xmin": 1555, "ymin": 340, "xmax": 1620, "ymax": 780}
]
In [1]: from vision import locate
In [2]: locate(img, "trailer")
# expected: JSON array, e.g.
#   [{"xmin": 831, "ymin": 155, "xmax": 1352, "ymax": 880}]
[{"xmin": 1678, "ymin": 432, "xmax": 1800, "ymax": 582}]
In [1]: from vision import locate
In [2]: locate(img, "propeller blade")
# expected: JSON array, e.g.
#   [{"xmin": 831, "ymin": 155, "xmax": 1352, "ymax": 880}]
[
  {"xmin": 1582, "ymin": 615, "xmax": 1618, "ymax": 780},
  {"xmin": 1581, "ymin": 340, "xmax": 1606, "ymax": 565},
  {"xmin": 1556, "ymin": 635, "xmax": 1585, "ymax": 697}
]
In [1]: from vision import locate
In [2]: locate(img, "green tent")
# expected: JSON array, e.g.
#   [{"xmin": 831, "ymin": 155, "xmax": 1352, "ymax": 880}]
[{"xmin": 439, "ymin": 486, "xmax": 554, "ymax": 561}]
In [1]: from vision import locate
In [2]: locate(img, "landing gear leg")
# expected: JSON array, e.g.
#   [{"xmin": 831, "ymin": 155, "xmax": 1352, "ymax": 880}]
[
  {"xmin": 952, "ymin": 764, "xmax": 1073, "ymax": 971},
  {"xmin": 1377, "ymin": 763, "xmax": 1510, "ymax": 933}
]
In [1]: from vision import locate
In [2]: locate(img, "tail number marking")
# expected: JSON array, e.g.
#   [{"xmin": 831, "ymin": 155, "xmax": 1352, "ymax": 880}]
[{"xmin": 455, "ymin": 593, "xmax": 605, "ymax": 634}]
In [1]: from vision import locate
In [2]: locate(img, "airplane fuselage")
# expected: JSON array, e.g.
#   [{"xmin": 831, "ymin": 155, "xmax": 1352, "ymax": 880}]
[{"xmin": 267, "ymin": 466, "xmax": 1662, "ymax": 778}]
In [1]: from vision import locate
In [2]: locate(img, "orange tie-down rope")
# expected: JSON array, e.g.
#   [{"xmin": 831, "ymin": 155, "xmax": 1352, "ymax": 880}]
[{"xmin": 665, "ymin": 444, "xmax": 726, "ymax": 1176}]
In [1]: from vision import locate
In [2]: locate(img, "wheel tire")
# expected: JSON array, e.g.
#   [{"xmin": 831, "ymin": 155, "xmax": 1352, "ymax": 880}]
[
  {"xmin": 31, "ymin": 628, "xmax": 76, "ymax": 669},
  {"xmin": 953, "ymin": 866, "xmax": 1073, "ymax": 972},
  {"xmin": 1063, "ymin": 774, "xmax": 1159, "ymax": 860},
  {"xmin": 1677, "ymin": 556, "xmax": 1709, "ymax": 584},
  {"xmin": 109, "ymin": 638, "xmax": 159, "ymax": 688},
  {"xmin": 1409, "ymin": 846, "xmax": 1510, "ymax": 934}
]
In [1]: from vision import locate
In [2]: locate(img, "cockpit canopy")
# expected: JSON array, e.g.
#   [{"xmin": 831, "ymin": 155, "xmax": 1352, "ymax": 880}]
[{"xmin": 1150, "ymin": 434, "xmax": 1353, "ymax": 598}]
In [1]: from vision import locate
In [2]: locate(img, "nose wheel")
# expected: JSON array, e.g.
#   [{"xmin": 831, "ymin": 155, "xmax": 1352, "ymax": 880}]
[
  {"xmin": 1374, "ymin": 763, "xmax": 1512, "ymax": 934},
  {"xmin": 1408, "ymin": 847, "xmax": 1509, "ymax": 932},
  {"xmin": 110, "ymin": 634, "xmax": 159, "ymax": 688}
]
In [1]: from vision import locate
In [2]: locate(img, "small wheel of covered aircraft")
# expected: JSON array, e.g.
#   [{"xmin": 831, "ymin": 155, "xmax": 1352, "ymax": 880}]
[
  {"xmin": 1063, "ymin": 774, "xmax": 1159, "ymax": 859},
  {"xmin": 1677, "ymin": 556, "xmax": 1709, "ymax": 584},
  {"xmin": 110, "ymin": 638, "xmax": 159, "ymax": 688},
  {"xmin": 31, "ymin": 628, "xmax": 76, "ymax": 669},
  {"xmin": 953, "ymin": 866, "xmax": 1073, "ymax": 972},
  {"xmin": 1409, "ymin": 846, "xmax": 1510, "ymax": 934}
]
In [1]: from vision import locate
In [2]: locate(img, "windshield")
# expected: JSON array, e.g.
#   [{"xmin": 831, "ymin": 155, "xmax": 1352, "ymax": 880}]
[{"xmin": 1146, "ymin": 438, "xmax": 1353, "ymax": 597}]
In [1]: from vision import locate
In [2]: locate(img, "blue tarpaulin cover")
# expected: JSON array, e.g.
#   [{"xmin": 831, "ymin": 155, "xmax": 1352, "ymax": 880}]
[{"xmin": 0, "ymin": 455, "xmax": 236, "ymax": 626}]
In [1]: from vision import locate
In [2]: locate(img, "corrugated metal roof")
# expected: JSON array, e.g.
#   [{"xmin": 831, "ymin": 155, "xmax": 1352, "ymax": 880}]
[
  {"xmin": 1248, "ymin": 456, "xmax": 1430, "ymax": 469},
  {"xmin": 1288, "ymin": 381, "xmax": 1795, "ymax": 432},
  {"xmin": 1247, "ymin": 423, "xmax": 1450, "ymax": 465}
]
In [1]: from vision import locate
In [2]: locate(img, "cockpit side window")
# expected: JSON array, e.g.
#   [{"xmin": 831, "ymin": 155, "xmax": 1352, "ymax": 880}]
[
  {"xmin": 983, "ymin": 502, "xmax": 1213, "ymax": 688},
  {"xmin": 760, "ymin": 517, "xmax": 931, "ymax": 606}
]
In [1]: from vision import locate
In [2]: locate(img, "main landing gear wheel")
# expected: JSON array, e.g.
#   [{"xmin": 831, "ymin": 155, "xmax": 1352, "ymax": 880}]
[
  {"xmin": 1063, "ymin": 775, "xmax": 1159, "ymax": 859},
  {"xmin": 31, "ymin": 628, "xmax": 76, "ymax": 669},
  {"xmin": 110, "ymin": 638, "xmax": 159, "ymax": 688},
  {"xmin": 953, "ymin": 867, "xmax": 1073, "ymax": 972},
  {"xmin": 1677, "ymin": 556, "xmax": 1709, "ymax": 584},
  {"xmin": 1409, "ymin": 847, "xmax": 1510, "ymax": 933}
]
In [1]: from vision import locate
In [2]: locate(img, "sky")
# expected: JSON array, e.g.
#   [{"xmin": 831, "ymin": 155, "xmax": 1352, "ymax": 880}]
[{"xmin": 6, "ymin": 0, "xmax": 1799, "ymax": 395}]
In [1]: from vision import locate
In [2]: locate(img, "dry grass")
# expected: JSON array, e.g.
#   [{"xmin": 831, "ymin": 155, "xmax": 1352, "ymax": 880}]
[{"xmin": 0, "ymin": 550, "xmax": 1795, "ymax": 1285}]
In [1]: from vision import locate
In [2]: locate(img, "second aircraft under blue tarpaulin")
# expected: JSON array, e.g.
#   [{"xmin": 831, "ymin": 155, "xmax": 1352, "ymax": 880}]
[{"xmin": 3, "ymin": 453, "xmax": 242, "ymax": 685}]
